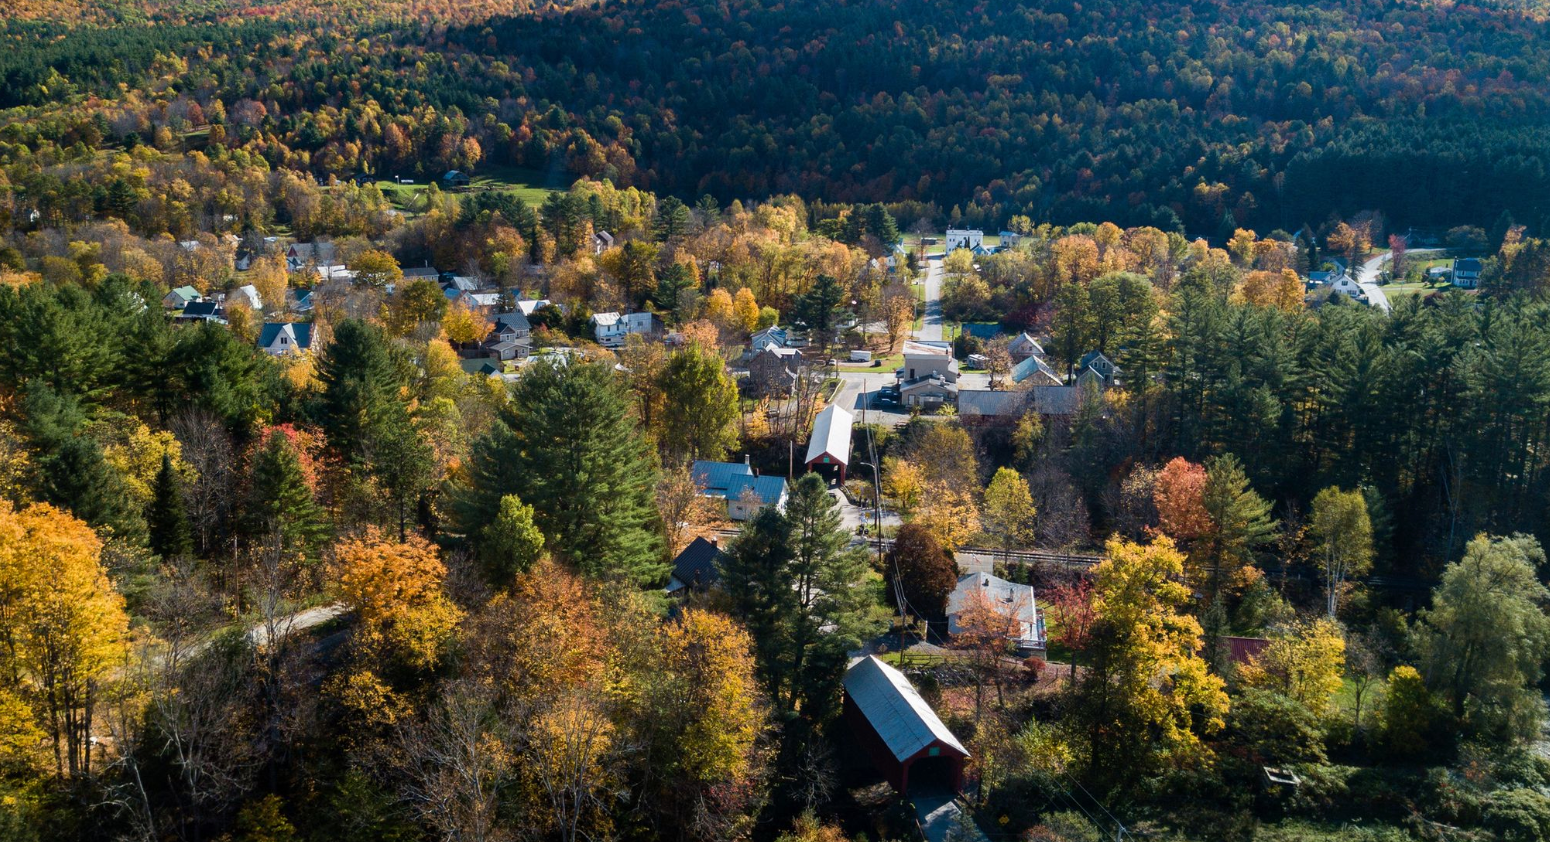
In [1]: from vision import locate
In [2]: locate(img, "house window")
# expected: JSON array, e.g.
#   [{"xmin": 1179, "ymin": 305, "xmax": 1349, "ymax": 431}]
[{"xmin": 279, "ymin": 336, "xmax": 288, "ymax": 345}]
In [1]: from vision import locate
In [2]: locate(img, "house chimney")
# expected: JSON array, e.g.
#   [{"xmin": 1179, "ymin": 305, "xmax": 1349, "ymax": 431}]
[{"xmin": 710, "ymin": 537, "xmax": 719, "ymax": 549}]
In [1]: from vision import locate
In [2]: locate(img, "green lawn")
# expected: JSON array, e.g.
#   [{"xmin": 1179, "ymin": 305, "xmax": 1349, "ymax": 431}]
[
  {"xmin": 1381, "ymin": 279, "xmax": 1454, "ymax": 301},
  {"xmin": 376, "ymin": 164, "xmax": 557, "ymax": 213}
]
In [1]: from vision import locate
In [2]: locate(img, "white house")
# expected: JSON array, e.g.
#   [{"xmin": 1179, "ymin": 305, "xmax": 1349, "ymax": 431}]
[
  {"xmin": 592, "ymin": 312, "xmax": 626, "ymax": 346},
  {"xmin": 944, "ymin": 228, "xmax": 984, "ymax": 252},
  {"xmin": 690, "ymin": 460, "xmax": 789, "ymax": 521},
  {"xmin": 163, "ymin": 286, "xmax": 203, "ymax": 309},
  {"xmin": 1328, "ymin": 272, "xmax": 1365, "ymax": 300},
  {"xmin": 1452, "ymin": 258, "xmax": 1483, "ymax": 289},
  {"xmin": 592, "ymin": 311, "xmax": 662, "ymax": 348},
  {"xmin": 257, "ymin": 322, "xmax": 314, "ymax": 356},
  {"xmin": 946, "ymin": 572, "xmax": 1045, "ymax": 653},
  {"xmin": 593, "ymin": 230, "xmax": 615, "ymax": 255},
  {"xmin": 230, "ymin": 284, "xmax": 263, "ymax": 311},
  {"xmin": 459, "ymin": 291, "xmax": 502, "ymax": 311}
]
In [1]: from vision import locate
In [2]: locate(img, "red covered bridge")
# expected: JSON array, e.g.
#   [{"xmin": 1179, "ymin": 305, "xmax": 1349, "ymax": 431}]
[{"xmin": 842, "ymin": 655, "xmax": 969, "ymax": 796}]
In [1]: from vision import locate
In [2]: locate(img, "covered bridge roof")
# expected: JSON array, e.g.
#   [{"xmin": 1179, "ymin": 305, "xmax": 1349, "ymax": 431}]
[
  {"xmin": 805, "ymin": 403, "xmax": 853, "ymax": 466},
  {"xmin": 843, "ymin": 656, "xmax": 968, "ymax": 762}
]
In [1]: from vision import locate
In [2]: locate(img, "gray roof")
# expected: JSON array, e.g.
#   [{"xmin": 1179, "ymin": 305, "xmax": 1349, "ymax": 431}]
[
  {"xmin": 805, "ymin": 403, "xmax": 853, "ymax": 466},
  {"xmin": 1012, "ymin": 355, "xmax": 1060, "ymax": 384},
  {"xmin": 494, "ymin": 311, "xmax": 531, "ymax": 332},
  {"xmin": 957, "ymin": 390, "xmax": 1029, "ymax": 418},
  {"xmin": 946, "ymin": 572, "xmax": 1037, "ymax": 625},
  {"xmin": 843, "ymin": 656, "xmax": 968, "ymax": 762},
  {"xmin": 1077, "ymin": 351, "xmax": 1119, "ymax": 373},
  {"xmin": 957, "ymin": 387, "xmax": 1081, "ymax": 417},
  {"xmin": 257, "ymin": 322, "xmax": 313, "ymax": 350},
  {"xmin": 667, "ymin": 536, "xmax": 723, "ymax": 593},
  {"xmin": 1009, "ymin": 332, "xmax": 1043, "ymax": 356}
]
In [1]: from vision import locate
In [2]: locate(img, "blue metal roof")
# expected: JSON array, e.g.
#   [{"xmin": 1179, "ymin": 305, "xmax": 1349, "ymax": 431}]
[{"xmin": 690, "ymin": 460, "xmax": 754, "ymax": 495}]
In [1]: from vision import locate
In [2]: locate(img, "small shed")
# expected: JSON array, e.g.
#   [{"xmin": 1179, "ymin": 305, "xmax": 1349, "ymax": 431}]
[
  {"xmin": 804, "ymin": 403, "xmax": 853, "ymax": 482},
  {"xmin": 843, "ymin": 655, "xmax": 969, "ymax": 795}
]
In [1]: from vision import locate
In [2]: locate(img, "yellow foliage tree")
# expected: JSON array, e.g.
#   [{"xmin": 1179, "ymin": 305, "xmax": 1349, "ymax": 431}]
[
  {"xmin": 732, "ymin": 287, "xmax": 760, "ymax": 334},
  {"xmin": 656, "ymin": 609, "xmax": 763, "ymax": 785},
  {"xmin": 1073, "ymin": 536, "xmax": 1228, "ymax": 783},
  {"xmin": 522, "ymin": 690, "xmax": 617, "ymax": 842},
  {"xmin": 705, "ymin": 288, "xmax": 735, "ymax": 331},
  {"xmin": 913, "ymin": 482, "xmax": 980, "ymax": 552},
  {"xmin": 441, "ymin": 302, "xmax": 487, "ymax": 346},
  {"xmin": 103, "ymin": 423, "xmax": 194, "ymax": 505},
  {"xmin": 1239, "ymin": 616, "xmax": 1346, "ymax": 715},
  {"xmin": 0, "ymin": 502, "xmax": 128, "ymax": 777},
  {"xmin": 881, "ymin": 458, "xmax": 924, "ymax": 516},
  {"xmin": 333, "ymin": 529, "xmax": 461, "ymax": 672}
]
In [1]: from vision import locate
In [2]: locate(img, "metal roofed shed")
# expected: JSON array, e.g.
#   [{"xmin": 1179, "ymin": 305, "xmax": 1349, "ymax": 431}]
[
  {"xmin": 842, "ymin": 655, "xmax": 968, "ymax": 795},
  {"xmin": 804, "ymin": 403, "xmax": 854, "ymax": 482}
]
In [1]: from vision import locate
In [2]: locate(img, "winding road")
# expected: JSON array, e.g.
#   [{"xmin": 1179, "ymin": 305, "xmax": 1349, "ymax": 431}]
[{"xmin": 1358, "ymin": 247, "xmax": 1443, "ymax": 313}]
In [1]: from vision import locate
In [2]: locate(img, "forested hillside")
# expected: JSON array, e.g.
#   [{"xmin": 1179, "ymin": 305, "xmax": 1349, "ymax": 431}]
[{"xmin": 6, "ymin": 0, "xmax": 1550, "ymax": 236}]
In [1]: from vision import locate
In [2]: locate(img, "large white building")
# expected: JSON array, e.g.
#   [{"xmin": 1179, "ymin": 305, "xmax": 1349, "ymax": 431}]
[{"xmin": 943, "ymin": 228, "xmax": 984, "ymax": 252}]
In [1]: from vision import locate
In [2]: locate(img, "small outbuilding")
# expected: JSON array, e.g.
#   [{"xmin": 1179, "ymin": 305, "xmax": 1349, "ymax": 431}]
[{"xmin": 842, "ymin": 655, "xmax": 969, "ymax": 796}]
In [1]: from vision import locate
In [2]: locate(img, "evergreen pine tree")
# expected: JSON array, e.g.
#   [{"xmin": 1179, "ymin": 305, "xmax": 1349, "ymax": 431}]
[
  {"xmin": 248, "ymin": 433, "xmax": 329, "ymax": 561},
  {"xmin": 654, "ymin": 196, "xmax": 690, "ymax": 241},
  {"xmin": 455, "ymin": 358, "xmax": 664, "ymax": 585},
  {"xmin": 695, "ymin": 194, "xmax": 721, "ymax": 225},
  {"xmin": 146, "ymin": 453, "xmax": 192, "ymax": 559},
  {"xmin": 315, "ymin": 319, "xmax": 432, "ymax": 536}
]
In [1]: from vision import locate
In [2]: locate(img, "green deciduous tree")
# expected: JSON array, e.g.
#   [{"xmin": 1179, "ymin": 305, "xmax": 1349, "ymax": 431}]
[
  {"xmin": 480, "ymin": 494, "xmax": 544, "ymax": 589},
  {"xmin": 1417, "ymin": 534, "xmax": 1550, "ymax": 743},
  {"xmin": 884, "ymin": 522, "xmax": 957, "ymax": 619},
  {"xmin": 1310, "ymin": 486, "xmax": 1374, "ymax": 618},
  {"xmin": 657, "ymin": 344, "xmax": 739, "ymax": 462}
]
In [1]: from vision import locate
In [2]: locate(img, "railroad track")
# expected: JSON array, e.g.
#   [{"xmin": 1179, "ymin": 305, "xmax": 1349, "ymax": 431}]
[{"xmin": 714, "ymin": 530, "xmax": 1433, "ymax": 592}]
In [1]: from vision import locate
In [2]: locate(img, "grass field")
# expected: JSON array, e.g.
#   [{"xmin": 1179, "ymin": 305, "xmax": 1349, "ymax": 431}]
[{"xmin": 376, "ymin": 164, "xmax": 558, "ymax": 213}]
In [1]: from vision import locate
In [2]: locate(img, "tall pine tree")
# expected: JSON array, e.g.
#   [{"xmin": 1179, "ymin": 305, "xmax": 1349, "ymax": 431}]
[
  {"xmin": 247, "ymin": 433, "xmax": 329, "ymax": 562},
  {"xmin": 146, "ymin": 453, "xmax": 192, "ymax": 559},
  {"xmin": 455, "ymin": 358, "xmax": 664, "ymax": 585}
]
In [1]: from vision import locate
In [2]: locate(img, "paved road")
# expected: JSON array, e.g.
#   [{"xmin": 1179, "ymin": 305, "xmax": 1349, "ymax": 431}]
[
  {"xmin": 917, "ymin": 256, "xmax": 944, "ymax": 342},
  {"xmin": 1358, "ymin": 247, "xmax": 1442, "ymax": 314}
]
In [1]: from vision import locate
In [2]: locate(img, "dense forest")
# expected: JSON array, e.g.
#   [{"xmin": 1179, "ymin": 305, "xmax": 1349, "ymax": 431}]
[{"xmin": 7, "ymin": 0, "xmax": 1550, "ymax": 235}]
